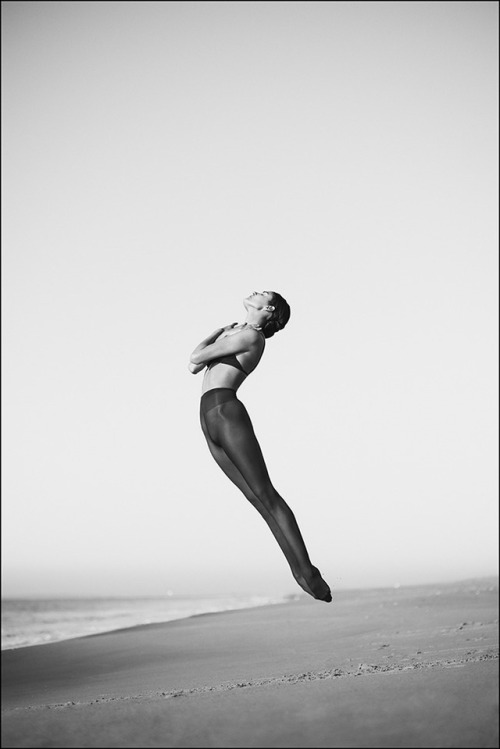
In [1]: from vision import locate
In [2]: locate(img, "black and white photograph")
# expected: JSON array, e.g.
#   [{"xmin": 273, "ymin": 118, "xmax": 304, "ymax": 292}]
[{"xmin": 2, "ymin": 1, "xmax": 498, "ymax": 747}]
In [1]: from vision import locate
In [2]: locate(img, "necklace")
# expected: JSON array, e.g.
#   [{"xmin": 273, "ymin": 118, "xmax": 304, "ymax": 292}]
[{"xmin": 244, "ymin": 322, "xmax": 262, "ymax": 331}]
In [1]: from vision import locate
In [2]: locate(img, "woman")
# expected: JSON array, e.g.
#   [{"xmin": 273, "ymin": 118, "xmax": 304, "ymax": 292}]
[{"xmin": 189, "ymin": 291, "xmax": 332, "ymax": 602}]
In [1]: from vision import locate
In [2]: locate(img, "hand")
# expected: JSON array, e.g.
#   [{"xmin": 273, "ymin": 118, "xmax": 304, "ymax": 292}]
[{"xmin": 221, "ymin": 322, "xmax": 239, "ymax": 332}]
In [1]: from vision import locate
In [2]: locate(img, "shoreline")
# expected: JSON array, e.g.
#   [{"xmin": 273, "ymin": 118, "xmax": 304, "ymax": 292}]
[
  {"xmin": 1, "ymin": 592, "xmax": 291, "ymax": 652},
  {"xmin": 3, "ymin": 576, "xmax": 496, "ymax": 653}
]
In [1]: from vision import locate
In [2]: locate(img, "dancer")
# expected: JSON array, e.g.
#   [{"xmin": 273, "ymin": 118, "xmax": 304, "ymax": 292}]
[{"xmin": 189, "ymin": 291, "xmax": 332, "ymax": 602}]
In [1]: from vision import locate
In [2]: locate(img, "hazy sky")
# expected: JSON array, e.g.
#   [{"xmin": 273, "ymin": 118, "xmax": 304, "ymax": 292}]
[{"xmin": 2, "ymin": 1, "xmax": 498, "ymax": 598}]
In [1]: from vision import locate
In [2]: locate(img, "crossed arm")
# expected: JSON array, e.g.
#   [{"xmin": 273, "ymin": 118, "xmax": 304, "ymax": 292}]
[
  {"xmin": 188, "ymin": 326, "xmax": 226, "ymax": 374},
  {"xmin": 188, "ymin": 324, "xmax": 259, "ymax": 375},
  {"xmin": 188, "ymin": 361, "xmax": 207, "ymax": 375}
]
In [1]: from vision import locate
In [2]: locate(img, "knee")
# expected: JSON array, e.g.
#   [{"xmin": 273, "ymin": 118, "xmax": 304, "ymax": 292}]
[
  {"xmin": 255, "ymin": 484, "xmax": 280, "ymax": 511},
  {"xmin": 244, "ymin": 491, "xmax": 260, "ymax": 507}
]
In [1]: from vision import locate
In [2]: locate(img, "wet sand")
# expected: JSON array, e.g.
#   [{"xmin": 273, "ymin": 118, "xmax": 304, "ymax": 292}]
[{"xmin": 2, "ymin": 578, "xmax": 498, "ymax": 748}]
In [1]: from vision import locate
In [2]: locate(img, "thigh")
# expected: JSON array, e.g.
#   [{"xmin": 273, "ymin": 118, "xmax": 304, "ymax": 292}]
[
  {"xmin": 200, "ymin": 408, "xmax": 257, "ymax": 502},
  {"xmin": 215, "ymin": 400, "xmax": 273, "ymax": 497}
]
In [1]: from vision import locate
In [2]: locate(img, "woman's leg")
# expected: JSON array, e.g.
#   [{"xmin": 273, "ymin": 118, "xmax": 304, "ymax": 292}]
[{"xmin": 202, "ymin": 402, "xmax": 331, "ymax": 601}]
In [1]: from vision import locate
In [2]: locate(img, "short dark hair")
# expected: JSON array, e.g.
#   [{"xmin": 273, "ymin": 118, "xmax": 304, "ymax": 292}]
[{"xmin": 262, "ymin": 292, "xmax": 291, "ymax": 339}]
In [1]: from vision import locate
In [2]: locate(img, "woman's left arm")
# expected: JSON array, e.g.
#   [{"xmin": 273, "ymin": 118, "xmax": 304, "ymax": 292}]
[
  {"xmin": 188, "ymin": 323, "xmax": 237, "ymax": 373},
  {"xmin": 190, "ymin": 326, "xmax": 261, "ymax": 367},
  {"xmin": 190, "ymin": 324, "xmax": 237, "ymax": 361}
]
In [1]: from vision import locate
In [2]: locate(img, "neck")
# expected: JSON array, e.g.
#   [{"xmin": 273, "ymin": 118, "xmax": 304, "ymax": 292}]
[{"xmin": 243, "ymin": 311, "xmax": 265, "ymax": 329}]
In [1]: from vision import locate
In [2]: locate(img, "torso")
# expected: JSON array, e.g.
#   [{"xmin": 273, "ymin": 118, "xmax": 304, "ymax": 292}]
[{"xmin": 201, "ymin": 325, "xmax": 265, "ymax": 395}]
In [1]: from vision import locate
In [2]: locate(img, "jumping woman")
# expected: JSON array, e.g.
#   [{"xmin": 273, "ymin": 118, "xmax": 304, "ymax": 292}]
[{"xmin": 189, "ymin": 291, "xmax": 332, "ymax": 602}]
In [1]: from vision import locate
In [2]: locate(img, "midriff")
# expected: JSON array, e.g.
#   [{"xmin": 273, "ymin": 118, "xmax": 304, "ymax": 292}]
[{"xmin": 201, "ymin": 361, "xmax": 247, "ymax": 395}]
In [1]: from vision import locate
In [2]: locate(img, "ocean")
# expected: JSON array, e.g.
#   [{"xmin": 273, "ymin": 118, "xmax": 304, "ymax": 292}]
[{"xmin": 1, "ymin": 594, "xmax": 290, "ymax": 650}]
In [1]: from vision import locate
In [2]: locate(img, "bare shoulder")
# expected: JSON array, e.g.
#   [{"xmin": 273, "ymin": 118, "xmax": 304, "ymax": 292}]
[
  {"xmin": 243, "ymin": 327, "xmax": 266, "ymax": 349},
  {"xmin": 224, "ymin": 326, "xmax": 264, "ymax": 347}
]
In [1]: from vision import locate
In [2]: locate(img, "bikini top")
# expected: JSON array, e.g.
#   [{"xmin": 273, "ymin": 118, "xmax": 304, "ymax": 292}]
[
  {"xmin": 208, "ymin": 354, "xmax": 250, "ymax": 376},
  {"xmin": 208, "ymin": 326, "xmax": 264, "ymax": 376}
]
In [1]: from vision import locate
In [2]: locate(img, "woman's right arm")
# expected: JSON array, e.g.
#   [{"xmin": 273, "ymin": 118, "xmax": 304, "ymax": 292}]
[
  {"xmin": 190, "ymin": 325, "xmax": 260, "ymax": 367},
  {"xmin": 188, "ymin": 362, "xmax": 205, "ymax": 374},
  {"xmin": 188, "ymin": 324, "xmax": 237, "ymax": 374}
]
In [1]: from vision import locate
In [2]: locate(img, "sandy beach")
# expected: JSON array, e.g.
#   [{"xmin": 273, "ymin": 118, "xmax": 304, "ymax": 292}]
[{"xmin": 2, "ymin": 578, "xmax": 498, "ymax": 748}]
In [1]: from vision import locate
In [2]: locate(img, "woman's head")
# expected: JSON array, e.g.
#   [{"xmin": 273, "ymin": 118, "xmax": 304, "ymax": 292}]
[
  {"xmin": 263, "ymin": 291, "xmax": 291, "ymax": 338},
  {"xmin": 244, "ymin": 290, "xmax": 291, "ymax": 338}
]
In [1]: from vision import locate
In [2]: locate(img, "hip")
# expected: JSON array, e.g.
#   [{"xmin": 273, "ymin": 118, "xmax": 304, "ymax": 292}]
[{"xmin": 200, "ymin": 387, "xmax": 239, "ymax": 416}]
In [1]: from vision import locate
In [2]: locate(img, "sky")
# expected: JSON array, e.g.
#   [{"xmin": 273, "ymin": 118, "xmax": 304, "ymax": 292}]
[{"xmin": 2, "ymin": 1, "xmax": 498, "ymax": 598}]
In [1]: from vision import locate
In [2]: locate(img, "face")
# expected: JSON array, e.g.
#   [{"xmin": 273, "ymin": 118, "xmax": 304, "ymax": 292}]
[{"xmin": 244, "ymin": 290, "xmax": 275, "ymax": 312}]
